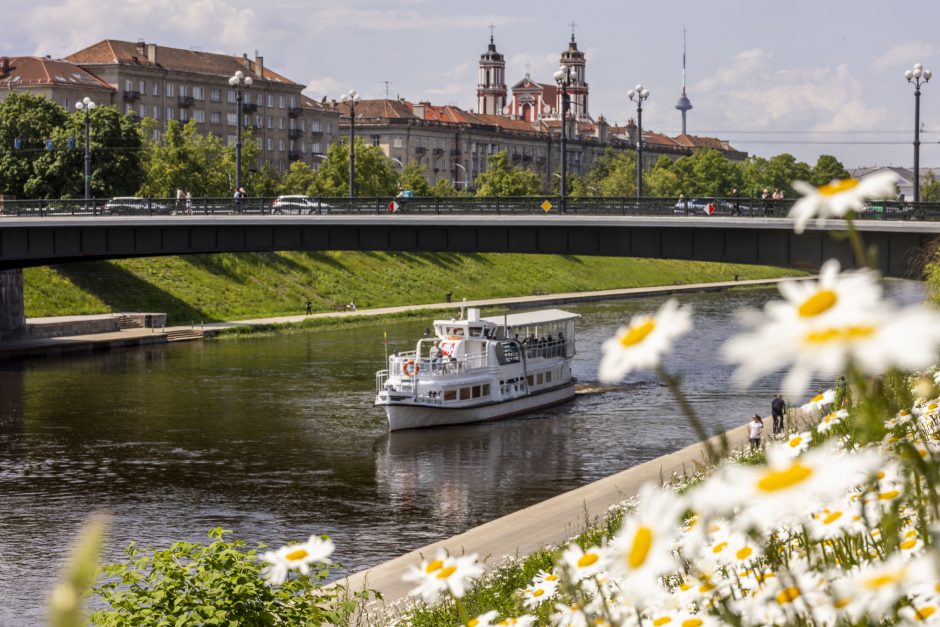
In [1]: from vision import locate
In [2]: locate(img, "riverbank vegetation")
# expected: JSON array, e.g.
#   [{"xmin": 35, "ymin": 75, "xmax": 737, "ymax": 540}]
[{"xmin": 23, "ymin": 252, "xmax": 801, "ymax": 324}]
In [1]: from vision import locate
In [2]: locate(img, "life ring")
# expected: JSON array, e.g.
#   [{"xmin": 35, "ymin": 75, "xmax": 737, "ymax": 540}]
[
  {"xmin": 447, "ymin": 335, "xmax": 462, "ymax": 340},
  {"xmin": 402, "ymin": 360, "xmax": 420, "ymax": 377}
]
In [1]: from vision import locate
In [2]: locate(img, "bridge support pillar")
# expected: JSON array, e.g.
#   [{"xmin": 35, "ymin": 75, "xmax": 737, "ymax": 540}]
[{"xmin": 0, "ymin": 268, "xmax": 26, "ymax": 341}]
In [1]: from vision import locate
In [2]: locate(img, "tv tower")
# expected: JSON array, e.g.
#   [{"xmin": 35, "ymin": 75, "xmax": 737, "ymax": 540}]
[{"xmin": 675, "ymin": 28, "xmax": 693, "ymax": 135}]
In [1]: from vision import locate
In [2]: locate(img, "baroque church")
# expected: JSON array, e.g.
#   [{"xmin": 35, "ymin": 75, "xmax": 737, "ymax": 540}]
[{"xmin": 476, "ymin": 32, "xmax": 591, "ymax": 124}]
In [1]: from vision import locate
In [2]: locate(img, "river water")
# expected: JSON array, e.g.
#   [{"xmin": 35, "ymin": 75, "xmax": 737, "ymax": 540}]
[{"xmin": 0, "ymin": 281, "xmax": 926, "ymax": 624}]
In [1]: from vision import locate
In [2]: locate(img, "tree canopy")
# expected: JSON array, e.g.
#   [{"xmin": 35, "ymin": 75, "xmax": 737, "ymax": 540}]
[
  {"xmin": 309, "ymin": 138, "xmax": 398, "ymax": 197},
  {"xmin": 474, "ymin": 151, "xmax": 541, "ymax": 197}
]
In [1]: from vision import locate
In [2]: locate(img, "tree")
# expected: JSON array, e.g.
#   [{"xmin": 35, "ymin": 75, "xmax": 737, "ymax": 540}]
[
  {"xmin": 645, "ymin": 156, "xmax": 682, "ymax": 197},
  {"xmin": 430, "ymin": 177, "xmax": 469, "ymax": 197},
  {"xmin": 921, "ymin": 170, "xmax": 940, "ymax": 202},
  {"xmin": 276, "ymin": 161, "xmax": 317, "ymax": 195},
  {"xmin": 810, "ymin": 154, "xmax": 850, "ymax": 187},
  {"xmin": 398, "ymin": 162, "xmax": 431, "ymax": 196},
  {"xmin": 0, "ymin": 92, "xmax": 68, "ymax": 198},
  {"xmin": 247, "ymin": 162, "xmax": 281, "ymax": 197},
  {"xmin": 684, "ymin": 149, "xmax": 743, "ymax": 196},
  {"xmin": 583, "ymin": 148, "xmax": 637, "ymax": 197},
  {"xmin": 35, "ymin": 106, "xmax": 143, "ymax": 199},
  {"xmin": 474, "ymin": 151, "xmax": 541, "ymax": 196},
  {"xmin": 309, "ymin": 138, "xmax": 397, "ymax": 197}
]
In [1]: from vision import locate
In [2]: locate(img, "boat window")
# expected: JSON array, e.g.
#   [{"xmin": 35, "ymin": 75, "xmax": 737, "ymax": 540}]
[
  {"xmin": 536, "ymin": 373, "xmax": 544, "ymax": 385},
  {"xmin": 526, "ymin": 374, "xmax": 534, "ymax": 386},
  {"xmin": 472, "ymin": 385, "xmax": 481, "ymax": 398},
  {"xmin": 482, "ymin": 384, "xmax": 490, "ymax": 396},
  {"xmin": 443, "ymin": 389, "xmax": 457, "ymax": 401},
  {"xmin": 459, "ymin": 387, "xmax": 471, "ymax": 400},
  {"xmin": 469, "ymin": 327, "xmax": 482, "ymax": 337},
  {"xmin": 545, "ymin": 370, "xmax": 552, "ymax": 383}
]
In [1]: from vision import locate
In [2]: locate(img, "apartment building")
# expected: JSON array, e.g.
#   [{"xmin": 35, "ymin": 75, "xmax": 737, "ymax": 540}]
[{"xmin": 0, "ymin": 55, "xmax": 114, "ymax": 108}]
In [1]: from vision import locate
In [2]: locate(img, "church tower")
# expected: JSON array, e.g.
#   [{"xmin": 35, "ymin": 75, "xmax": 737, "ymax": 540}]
[
  {"xmin": 558, "ymin": 27, "xmax": 590, "ymax": 121},
  {"xmin": 674, "ymin": 28, "xmax": 693, "ymax": 135},
  {"xmin": 477, "ymin": 30, "xmax": 507, "ymax": 115}
]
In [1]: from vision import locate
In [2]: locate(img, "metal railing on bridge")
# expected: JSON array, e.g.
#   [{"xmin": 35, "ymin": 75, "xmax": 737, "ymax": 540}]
[{"xmin": 1, "ymin": 195, "xmax": 939, "ymax": 221}]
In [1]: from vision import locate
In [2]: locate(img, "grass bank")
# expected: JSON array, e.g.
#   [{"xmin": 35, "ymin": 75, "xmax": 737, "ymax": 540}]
[{"xmin": 23, "ymin": 251, "xmax": 803, "ymax": 324}]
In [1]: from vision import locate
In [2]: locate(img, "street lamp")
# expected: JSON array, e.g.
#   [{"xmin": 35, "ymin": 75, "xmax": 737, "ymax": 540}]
[
  {"xmin": 74, "ymin": 97, "xmax": 95, "ymax": 203},
  {"xmin": 628, "ymin": 85, "xmax": 650, "ymax": 200},
  {"xmin": 454, "ymin": 162, "xmax": 468, "ymax": 189},
  {"xmin": 339, "ymin": 89, "xmax": 361, "ymax": 199},
  {"xmin": 228, "ymin": 70, "xmax": 253, "ymax": 196},
  {"xmin": 553, "ymin": 65, "xmax": 575, "ymax": 209},
  {"xmin": 905, "ymin": 63, "xmax": 932, "ymax": 202}
]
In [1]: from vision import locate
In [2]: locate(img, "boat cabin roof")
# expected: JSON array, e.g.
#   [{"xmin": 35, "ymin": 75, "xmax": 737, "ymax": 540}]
[{"xmin": 482, "ymin": 309, "xmax": 580, "ymax": 327}]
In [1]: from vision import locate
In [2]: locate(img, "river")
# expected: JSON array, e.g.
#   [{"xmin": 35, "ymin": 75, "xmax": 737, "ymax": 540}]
[{"xmin": 0, "ymin": 281, "xmax": 926, "ymax": 624}]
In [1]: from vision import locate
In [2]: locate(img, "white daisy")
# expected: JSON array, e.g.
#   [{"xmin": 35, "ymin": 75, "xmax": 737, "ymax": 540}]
[
  {"xmin": 899, "ymin": 596, "xmax": 940, "ymax": 624},
  {"xmin": 818, "ymin": 409, "xmax": 849, "ymax": 434},
  {"xmin": 402, "ymin": 549, "xmax": 484, "ymax": 602},
  {"xmin": 806, "ymin": 499, "xmax": 864, "ymax": 540},
  {"xmin": 496, "ymin": 616, "xmax": 537, "ymax": 626},
  {"xmin": 839, "ymin": 554, "xmax": 933, "ymax": 618},
  {"xmin": 550, "ymin": 602, "xmax": 590, "ymax": 627},
  {"xmin": 598, "ymin": 299, "xmax": 693, "ymax": 384},
  {"xmin": 802, "ymin": 390, "xmax": 836, "ymax": 412},
  {"xmin": 259, "ymin": 534, "xmax": 334, "ymax": 586},
  {"xmin": 788, "ymin": 171, "xmax": 899, "ymax": 234},
  {"xmin": 522, "ymin": 578, "xmax": 558, "ymax": 609},
  {"xmin": 559, "ymin": 543, "xmax": 606, "ymax": 582},
  {"xmin": 466, "ymin": 610, "xmax": 500, "ymax": 627},
  {"xmin": 780, "ymin": 431, "xmax": 813, "ymax": 458}
]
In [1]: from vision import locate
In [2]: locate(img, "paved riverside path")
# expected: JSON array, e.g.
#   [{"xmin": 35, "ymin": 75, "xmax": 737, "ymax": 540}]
[
  {"xmin": 178, "ymin": 275, "xmax": 806, "ymax": 332},
  {"xmin": 342, "ymin": 422, "xmax": 760, "ymax": 613}
]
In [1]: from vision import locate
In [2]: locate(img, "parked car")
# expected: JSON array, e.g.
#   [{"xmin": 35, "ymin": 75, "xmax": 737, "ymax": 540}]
[
  {"xmin": 271, "ymin": 195, "xmax": 330, "ymax": 214},
  {"xmin": 673, "ymin": 198, "xmax": 731, "ymax": 216},
  {"xmin": 104, "ymin": 197, "xmax": 169, "ymax": 215}
]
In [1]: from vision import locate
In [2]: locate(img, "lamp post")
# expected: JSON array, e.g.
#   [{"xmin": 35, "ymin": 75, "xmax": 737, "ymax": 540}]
[
  {"xmin": 628, "ymin": 85, "xmax": 650, "ymax": 200},
  {"xmin": 228, "ymin": 70, "xmax": 253, "ymax": 196},
  {"xmin": 339, "ymin": 89, "xmax": 361, "ymax": 199},
  {"xmin": 553, "ymin": 65, "xmax": 574, "ymax": 210},
  {"xmin": 905, "ymin": 63, "xmax": 932, "ymax": 203},
  {"xmin": 74, "ymin": 97, "xmax": 95, "ymax": 204}
]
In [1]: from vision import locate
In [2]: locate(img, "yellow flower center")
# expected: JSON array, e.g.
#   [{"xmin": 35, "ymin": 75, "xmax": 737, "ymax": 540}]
[
  {"xmin": 468, "ymin": 620, "xmax": 479, "ymax": 627},
  {"xmin": 864, "ymin": 571, "xmax": 905, "ymax": 589},
  {"xmin": 789, "ymin": 436, "xmax": 803, "ymax": 448},
  {"xmin": 879, "ymin": 490, "xmax": 900, "ymax": 500},
  {"xmin": 823, "ymin": 511, "xmax": 843, "ymax": 525},
  {"xmin": 620, "ymin": 319, "xmax": 655, "ymax": 347},
  {"xmin": 798, "ymin": 289, "xmax": 838, "ymax": 317},
  {"xmin": 577, "ymin": 552, "xmax": 599, "ymax": 568},
  {"xmin": 628, "ymin": 526, "xmax": 654, "ymax": 568},
  {"xmin": 285, "ymin": 548, "xmax": 309, "ymax": 562},
  {"xmin": 698, "ymin": 582, "xmax": 715, "ymax": 593},
  {"xmin": 436, "ymin": 565, "xmax": 457, "ymax": 579},
  {"xmin": 544, "ymin": 574, "xmax": 558, "ymax": 581},
  {"xmin": 804, "ymin": 325, "xmax": 877, "ymax": 345},
  {"xmin": 533, "ymin": 588, "xmax": 545, "ymax": 597},
  {"xmin": 425, "ymin": 559, "xmax": 444, "ymax": 574},
  {"xmin": 712, "ymin": 542, "xmax": 728, "ymax": 554},
  {"xmin": 901, "ymin": 409, "xmax": 911, "ymax": 416},
  {"xmin": 901, "ymin": 539, "xmax": 918, "ymax": 550},
  {"xmin": 834, "ymin": 596, "xmax": 852, "ymax": 609},
  {"xmin": 776, "ymin": 587, "xmax": 801, "ymax": 605},
  {"xmin": 653, "ymin": 617, "xmax": 672, "ymax": 626},
  {"xmin": 819, "ymin": 178, "xmax": 860, "ymax": 196},
  {"xmin": 682, "ymin": 620, "xmax": 704, "ymax": 627},
  {"xmin": 736, "ymin": 546, "xmax": 753, "ymax": 560},
  {"xmin": 915, "ymin": 606, "xmax": 937, "ymax": 621},
  {"xmin": 757, "ymin": 463, "xmax": 813, "ymax": 492}
]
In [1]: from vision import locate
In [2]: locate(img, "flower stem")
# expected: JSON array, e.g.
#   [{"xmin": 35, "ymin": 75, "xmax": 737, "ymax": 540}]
[
  {"xmin": 845, "ymin": 215, "xmax": 870, "ymax": 270},
  {"xmin": 655, "ymin": 364, "xmax": 719, "ymax": 464}
]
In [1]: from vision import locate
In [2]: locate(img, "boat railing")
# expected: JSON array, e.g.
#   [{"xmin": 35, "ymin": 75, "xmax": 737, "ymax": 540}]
[
  {"xmin": 388, "ymin": 350, "xmax": 490, "ymax": 378},
  {"xmin": 521, "ymin": 338, "xmax": 568, "ymax": 359},
  {"xmin": 376, "ymin": 370, "xmax": 389, "ymax": 392}
]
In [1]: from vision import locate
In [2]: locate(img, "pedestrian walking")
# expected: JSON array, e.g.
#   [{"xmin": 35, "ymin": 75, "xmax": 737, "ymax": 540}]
[
  {"xmin": 771, "ymin": 394, "xmax": 786, "ymax": 435},
  {"xmin": 185, "ymin": 190, "xmax": 193, "ymax": 215},
  {"xmin": 748, "ymin": 414, "xmax": 764, "ymax": 449},
  {"xmin": 305, "ymin": 299, "xmax": 312, "ymax": 315},
  {"xmin": 176, "ymin": 188, "xmax": 184, "ymax": 211}
]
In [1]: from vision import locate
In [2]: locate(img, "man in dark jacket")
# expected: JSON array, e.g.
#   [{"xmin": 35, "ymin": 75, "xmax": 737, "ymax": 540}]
[{"xmin": 771, "ymin": 394, "xmax": 786, "ymax": 435}]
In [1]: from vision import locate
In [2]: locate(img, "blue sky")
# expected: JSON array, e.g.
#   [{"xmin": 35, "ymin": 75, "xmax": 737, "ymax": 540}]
[{"xmin": 3, "ymin": 0, "xmax": 939, "ymax": 169}]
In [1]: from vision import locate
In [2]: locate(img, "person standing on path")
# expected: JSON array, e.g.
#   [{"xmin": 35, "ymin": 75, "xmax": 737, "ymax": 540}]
[
  {"xmin": 749, "ymin": 414, "xmax": 764, "ymax": 449},
  {"xmin": 771, "ymin": 394, "xmax": 786, "ymax": 435},
  {"xmin": 305, "ymin": 299, "xmax": 312, "ymax": 315}
]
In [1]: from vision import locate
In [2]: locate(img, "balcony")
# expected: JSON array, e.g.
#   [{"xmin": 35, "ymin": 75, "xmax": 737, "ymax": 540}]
[
  {"xmin": 522, "ymin": 153, "xmax": 532, "ymax": 162},
  {"xmin": 511, "ymin": 153, "xmax": 522, "ymax": 162},
  {"xmin": 310, "ymin": 128, "xmax": 323, "ymax": 136},
  {"xmin": 123, "ymin": 90, "xmax": 141, "ymax": 101},
  {"xmin": 288, "ymin": 128, "xmax": 303, "ymax": 139},
  {"xmin": 287, "ymin": 106, "xmax": 303, "ymax": 118},
  {"xmin": 288, "ymin": 151, "xmax": 303, "ymax": 161},
  {"xmin": 414, "ymin": 146, "xmax": 427, "ymax": 155},
  {"xmin": 243, "ymin": 102, "xmax": 258, "ymax": 114},
  {"xmin": 535, "ymin": 156, "xmax": 546, "ymax": 165},
  {"xmin": 449, "ymin": 148, "xmax": 460, "ymax": 157},
  {"xmin": 178, "ymin": 95, "xmax": 195, "ymax": 108},
  {"xmin": 433, "ymin": 147, "xmax": 444, "ymax": 156}
]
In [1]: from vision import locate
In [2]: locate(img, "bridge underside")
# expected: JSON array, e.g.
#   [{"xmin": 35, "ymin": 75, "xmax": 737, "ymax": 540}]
[{"xmin": 0, "ymin": 219, "xmax": 936, "ymax": 340}]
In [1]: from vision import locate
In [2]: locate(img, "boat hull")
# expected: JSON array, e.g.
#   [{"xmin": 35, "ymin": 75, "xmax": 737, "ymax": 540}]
[{"xmin": 380, "ymin": 382, "xmax": 576, "ymax": 431}]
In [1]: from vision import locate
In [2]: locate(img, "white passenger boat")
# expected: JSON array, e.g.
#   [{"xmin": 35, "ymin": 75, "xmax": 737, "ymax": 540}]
[{"xmin": 375, "ymin": 308, "xmax": 580, "ymax": 430}]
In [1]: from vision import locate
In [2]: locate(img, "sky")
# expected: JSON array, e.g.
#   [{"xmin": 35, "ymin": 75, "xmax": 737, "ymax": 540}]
[{"xmin": 3, "ymin": 0, "xmax": 940, "ymax": 170}]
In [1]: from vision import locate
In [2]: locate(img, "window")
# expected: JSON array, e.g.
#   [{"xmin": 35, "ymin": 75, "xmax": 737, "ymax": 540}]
[
  {"xmin": 545, "ymin": 371, "xmax": 552, "ymax": 383},
  {"xmin": 210, "ymin": 111, "xmax": 221, "ymax": 124},
  {"xmin": 278, "ymin": 117, "xmax": 284, "ymax": 130},
  {"xmin": 152, "ymin": 81, "xmax": 159, "ymax": 96},
  {"xmin": 138, "ymin": 80, "xmax": 145, "ymax": 93},
  {"xmin": 152, "ymin": 105, "xmax": 160, "ymax": 119},
  {"xmin": 210, "ymin": 88, "xmax": 221, "ymax": 102},
  {"xmin": 266, "ymin": 137, "xmax": 273, "ymax": 152},
  {"xmin": 267, "ymin": 116, "xmax": 273, "ymax": 129},
  {"xmin": 266, "ymin": 94, "xmax": 273, "ymax": 107},
  {"xmin": 227, "ymin": 135, "xmax": 236, "ymax": 147},
  {"xmin": 194, "ymin": 110, "xmax": 205, "ymax": 123},
  {"xmin": 256, "ymin": 93, "xmax": 263, "ymax": 106},
  {"xmin": 472, "ymin": 385, "xmax": 482, "ymax": 399},
  {"xmin": 166, "ymin": 83, "xmax": 174, "ymax": 97},
  {"xmin": 311, "ymin": 120, "xmax": 321, "ymax": 132},
  {"xmin": 444, "ymin": 389, "xmax": 457, "ymax": 402},
  {"xmin": 179, "ymin": 108, "xmax": 188, "ymax": 122},
  {"xmin": 152, "ymin": 129, "xmax": 161, "ymax": 141},
  {"xmin": 482, "ymin": 384, "xmax": 490, "ymax": 396},
  {"xmin": 227, "ymin": 89, "xmax": 236, "ymax": 104},
  {"xmin": 301, "ymin": 142, "xmax": 306, "ymax": 153},
  {"xmin": 393, "ymin": 137, "xmax": 403, "ymax": 148},
  {"xmin": 192, "ymin": 86, "xmax": 204, "ymax": 100},
  {"xmin": 278, "ymin": 139, "xmax": 284, "ymax": 152},
  {"xmin": 166, "ymin": 107, "xmax": 174, "ymax": 120},
  {"xmin": 227, "ymin": 112, "xmax": 238, "ymax": 126},
  {"xmin": 125, "ymin": 103, "xmax": 134, "ymax": 114},
  {"xmin": 179, "ymin": 84, "xmax": 187, "ymax": 97},
  {"xmin": 255, "ymin": 137, "xmax": 262, "ymax": 149},
  {"xmin": 326, "ymin": 122, "xmax": 332, "ymax": 133},
  {"xmin": 289, "ymin": 96, "xmax": 296, "ymax": 108},
  {"xmin": 312, "ymin": 142, "xmax": 321, "ymax": 154},
  {"xmin": 536, "ymin": 373, "xmax": 544, "ymax": 385},
  {"xmin": 256, "ymin": 115, "xmax": 263, "ymax": 128},
  {"xmin": 459, "ymin": 387, "xmax": 471, "ymax": 401},
  {"xmin": 124, "ymin": 79, "xmax": 133, "ymax": 91},
  {"xmin": 278, "ymin": 95, "xmax": 285, "ymax": 108},
  {"xmin": 371, "ymin": 135, "xmax": 380, "ymax": 147},
  {"xmin": 300, "ymin": 119, "xmax": 305, "ymax": 131},
  {"xmin": 526, "ymin": 374, "xmax": 534, "ymax": 386}
]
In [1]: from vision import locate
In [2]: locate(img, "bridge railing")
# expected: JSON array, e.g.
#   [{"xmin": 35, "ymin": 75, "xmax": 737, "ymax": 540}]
[{"xmin": 2, "ymin": 195, "xmax": 940, "ymax": 220}]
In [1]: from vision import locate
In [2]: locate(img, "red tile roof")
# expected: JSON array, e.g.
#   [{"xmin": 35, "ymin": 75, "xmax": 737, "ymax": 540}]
[
  {"xmin": 333, "ymin": 98, "xmax": 416, "ymax": 120},
  {"xmin": 0, "ymin": 56, "xmax": 113, "ymax": 90},
  {"xmin": 66, "ymin": 40, "xmax": 299, "ymax": 86}
]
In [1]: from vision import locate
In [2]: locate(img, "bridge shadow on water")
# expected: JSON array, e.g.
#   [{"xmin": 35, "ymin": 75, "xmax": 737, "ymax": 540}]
[{"xmin": 53, "ymin": 261, "xmax": 210, "ymax": 324}]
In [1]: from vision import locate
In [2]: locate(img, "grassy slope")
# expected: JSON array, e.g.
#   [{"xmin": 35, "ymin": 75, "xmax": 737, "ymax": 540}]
[{"xmin": 24, "ymin": 251, "xmax": 803, "ymax": 324}]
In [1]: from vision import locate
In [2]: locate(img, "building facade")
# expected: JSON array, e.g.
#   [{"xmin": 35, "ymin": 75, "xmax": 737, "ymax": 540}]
[{"xmin": 0, "ymin": 55, "xmax": 114, "ymax": 109}]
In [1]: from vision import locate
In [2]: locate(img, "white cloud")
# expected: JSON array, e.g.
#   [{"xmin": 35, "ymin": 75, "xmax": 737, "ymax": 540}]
[
  {"xmin": 872, "ymin": 41, "xmax": 935, "ymax": 73},
  {"xmin": 303, "ymin": 7, "xmax": 523, "ymax": 34},
  {"xmin": 304, "ymin": 77, "xmax": 345, "ymax": 99}
]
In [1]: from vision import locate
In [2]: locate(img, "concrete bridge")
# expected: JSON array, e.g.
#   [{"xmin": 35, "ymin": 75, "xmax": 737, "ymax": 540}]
[{"xmin": 1, "ymin": 213, "xmax": 938, "ymax": 339}]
